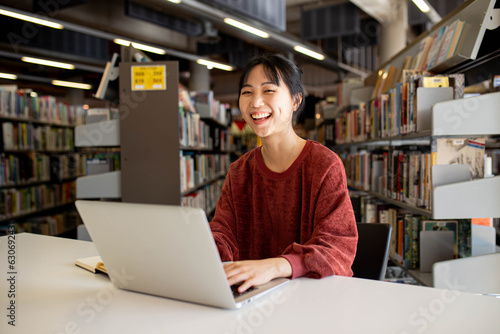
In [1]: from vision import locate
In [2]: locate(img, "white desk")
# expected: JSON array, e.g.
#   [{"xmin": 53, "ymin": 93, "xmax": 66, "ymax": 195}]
[{"xmin": 1, "ymin": 233, "xmax": 499, "ymax": 333}]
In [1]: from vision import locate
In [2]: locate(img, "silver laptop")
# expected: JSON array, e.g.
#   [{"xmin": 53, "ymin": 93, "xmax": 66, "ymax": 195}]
[{"xmin": 75, "ymin": 200, "xmax": 289, "ymax": 309}]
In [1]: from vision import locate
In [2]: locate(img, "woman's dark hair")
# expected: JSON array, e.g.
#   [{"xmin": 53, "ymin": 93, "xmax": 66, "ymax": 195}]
[{"xmin": 238, "ymin": 53, "xmax": 305, "ymax": 122}]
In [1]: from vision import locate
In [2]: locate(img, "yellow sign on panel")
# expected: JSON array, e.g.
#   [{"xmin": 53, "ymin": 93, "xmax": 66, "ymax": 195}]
[{"xmin": 131, "ymin": 65, "xmax": 166, "ymax": 91}]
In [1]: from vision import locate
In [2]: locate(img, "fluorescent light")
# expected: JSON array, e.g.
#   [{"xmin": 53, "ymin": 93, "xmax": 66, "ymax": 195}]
[
  {"xmin": 0, "ymin": 8, "xmax": 63, "ymax": 29},
  {"xmin": 52, "ymin": 80, "xmax": 92, "ymax": 90},
  {"xmin": 167, "ymin": 0, "xmax": 181, "ymax": 3},
  {"xmin": 113, "ymin": 39, "xmax": 166, "ymax": 55},
  {"xmin": 412, "ymin": 0, "xmax": 430, "ymax": 13},
  {"xmin": 0, "ymin": 72, "xmax": 17, "ymax": 80},
  {"xmin": 22, "ymin": 56, "xmax": 75, "ymax": 70},
  {"xmin": 223, "ymin": 18, "xmax": 269, "ymax": 38},
  {"xmin": 113, "ymin": 38, "xmax": 131, "ymax": 47},
  {"xmin": 293, "ymin": 45, "xmax": 325, "ymax": 60},
  {"xmin": 196, "ymin": 59, "xmax": 234, "ymax": 71}
]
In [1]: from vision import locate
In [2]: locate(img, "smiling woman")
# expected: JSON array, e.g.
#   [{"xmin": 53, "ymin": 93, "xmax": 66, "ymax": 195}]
[{"xmin": 209, "ymin": 53, "xmax": 358, "ymax": 294}]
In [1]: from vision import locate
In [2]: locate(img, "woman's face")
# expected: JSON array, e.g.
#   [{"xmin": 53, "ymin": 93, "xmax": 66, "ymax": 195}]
[{"xmin": 239, "ymin": 64, "xmax": 298, "ymax": 139}]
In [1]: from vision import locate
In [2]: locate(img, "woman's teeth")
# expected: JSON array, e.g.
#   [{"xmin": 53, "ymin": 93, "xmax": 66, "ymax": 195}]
[{"xmin": 252, "ymin": 113, "xmax": 271, "ymax": 120}]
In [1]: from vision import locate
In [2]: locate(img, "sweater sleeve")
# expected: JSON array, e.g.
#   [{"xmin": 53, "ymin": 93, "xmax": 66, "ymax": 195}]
[
  {"xmin": 281, "ymin": 159, "xmax": 358, "ymax": 279},
  {"xmin": 209, "ymin": 173, "xmax": 239, "ymax": 262}
]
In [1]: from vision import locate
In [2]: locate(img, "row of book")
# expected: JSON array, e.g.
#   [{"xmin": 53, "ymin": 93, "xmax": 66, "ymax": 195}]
[
  {"xmin": 343, "ymin": 147, "xmax": 433, "ymax": 209},
  {"xmin": 371, "ymin": 19, "xmax": 466, "ymax": 99},
  {"xmin": 180, "ymin": 152, "xmax": 230, "ymax": 193},
  {"xmin": 351, "ymin": 193, "xmax": 471, "ymax": 270},
  {"xmin": 335, "ymin": 72, "xmax": 464, "ymax": 143},
  {"xmin": 1, "ymin": 153, "xmax": 51, "ymax": 187},
  {"xmin": 1, "ymin": 211, "xmax": 79, "ymax": 236},
  {"xmin": 182, "ymin": 178, "xmax": 225, "ymax": 215},
  {"xmin": 179, "ymin": 99, "xmax": 233, "ymax": 152},
  {"xmin": 0, "ymin": 151, "xmax": 121, "ymax": 187},
  {"xmin": 0, "ymin": 85, "xmax": 80, "ymax": 125},
  {"xmin": 1, "ymin": 121, "xmax": 74, "ymax": 151},
  {"xmin": 179, "ymin": 110, "xmax": 212, "ymax": 149},
  {"xmin": 0, "ymin": 181, "xmax": 75, "ymax": 220},
  {"xmin": 179, "ymin": 111, "xmax": 233, "ymax": 151},
  {"xmin": 340, "ymin": 137, "xmax": 486, "ymax": 210}
]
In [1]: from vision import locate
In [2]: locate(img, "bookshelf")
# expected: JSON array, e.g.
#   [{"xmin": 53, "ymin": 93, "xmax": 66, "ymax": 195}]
[
  {"xmin": 119, "ymin": 61, "xmax": 231, "ymax": 216},
  {"xmin": 332, "ymin": 0, "xmax": 500, "ymax": 285},
  {"xmin": 0, "ymin": 87, "xmax": 81, "ymax": 237}
]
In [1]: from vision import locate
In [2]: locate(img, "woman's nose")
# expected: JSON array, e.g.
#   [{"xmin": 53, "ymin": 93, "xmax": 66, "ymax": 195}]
[{"xmin": 250, "ymin": 94, "xmax": 264, "ymax": 108}]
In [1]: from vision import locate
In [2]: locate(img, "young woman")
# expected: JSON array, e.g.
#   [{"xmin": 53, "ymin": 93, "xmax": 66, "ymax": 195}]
[{"xmin": 210, "ymin": 53, "xmax": 358, "ymax": 293}]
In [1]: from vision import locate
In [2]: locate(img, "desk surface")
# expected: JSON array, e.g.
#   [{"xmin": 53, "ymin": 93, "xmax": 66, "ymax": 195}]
[{"xmin": 1, "ymin": 233, "xmax": 499, "ymax": 334}]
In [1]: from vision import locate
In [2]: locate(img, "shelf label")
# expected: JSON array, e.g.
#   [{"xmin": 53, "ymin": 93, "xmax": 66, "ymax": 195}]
[{"xmin": 131, "ymin": 65, "xmax": 166, "ymax": 91}]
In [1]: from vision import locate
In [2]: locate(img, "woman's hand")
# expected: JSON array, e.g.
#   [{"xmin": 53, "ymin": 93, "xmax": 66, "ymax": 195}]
[{"xmin": 224, "ymin": 257, "xmax": 292, "ymax": 293}]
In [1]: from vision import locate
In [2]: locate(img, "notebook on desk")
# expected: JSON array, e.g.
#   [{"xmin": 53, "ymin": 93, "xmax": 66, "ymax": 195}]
[{"xmin": 74, "ymin": 200, "xmax": 289, "ymax": 309}]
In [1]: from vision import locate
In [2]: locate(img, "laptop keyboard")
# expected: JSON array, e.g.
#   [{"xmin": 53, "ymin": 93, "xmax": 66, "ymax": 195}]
[{"xmin": 231, "ymin": 284, "xmax": 256, "ymax": 298}]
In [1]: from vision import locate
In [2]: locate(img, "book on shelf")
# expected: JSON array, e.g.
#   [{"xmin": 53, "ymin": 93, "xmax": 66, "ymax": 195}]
[
  {"xmin": 0, "ymin": 152, "xmax": 52, "ymax": 186},
  {"xmin": 334, "ymin": 72, "xmax": 465, "ymax": 144},
  {"xmin": 180, "ymin": 152, "xmax": 230, "ymax": 193},
  {"xmin": 0, "ymin": 85, "xmax": 78, "ymax": 125},
  {"xmin": 14, "ymin": 212, "xmax": 78, "ymax": 236},
  {"xmin": 181, "ymin": 178, "xmax": 224, "ymax": 215},
  {"xmin": 431, "ymin": 137, "xmax": 486, "ymax": 180},
  {"xmin": 342, "ymin": 146, "xmax": 433, "ymax": 210},
  {"xmin": 371, "ymin": 70, "xmax": 384, "ymax": 99},
  {"xmin": 423, "ymin": 25, "xmax": 447, "ymax": 70},
  {"xmin": 381, "ymin": 65, "xmax": 399, "ymax": 94},
  {"xmin": 434, "ymin": 19, "xmax": 466, "ymax": 65},
  {"xmin": 178, "ymin": 84, "xmax": 196, "ymax": 113},
  {"xmin": 351, "ymin": 193, "xmax": 472, "ymax": 270},
  {"xmin": 75, "ymin": 256, "xmax": 107, "ymax": 274},
  {"xmin": 0, "ymin": 181, "xmax": 75, "ymax": 220},
  {"xmin": 413, "ymin": 35, "xmax": 435, "ymax": 71},
  {"xmin": 1, "ymin": 121, "xmax": 75, "ymax": 152},
  {"xmin": 422, "ymin": 76, "xmax": 449, "ymax": 88}
]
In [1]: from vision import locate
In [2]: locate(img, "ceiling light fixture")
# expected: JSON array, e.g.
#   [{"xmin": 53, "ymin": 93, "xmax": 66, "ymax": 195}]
[
  {"xmin": 0, "ymin": 8, "xmax": 63, "ymax": 29},
  {"xmin": 196, "ymin": 59, "xmax": 234, "ymax": 71},
  {"xmin": 21, "ymin": 56, "xmax": 75, "ymax": 69},
  {"xmin": 113, "ymin": 38, "xmax": 167, "ymax": 55},
  {"xmin": 293, "ymin": 45, "xmax": 325, "ymax": 61},
  {"xmin": 167, "ymin": 0, "xmax": 182, "ymax": 3},
  {"xmin": 223, "ymin": 18, "xmax": 269, "ymax": 38},
  {"xmin": 412, "ymin": 0, "xmax": 430, "ymax": 13},
  {"xmin": 0, "ymin": 72, "xmax": 17, "ymax": 80},
  {"xmin": 52, "ymin": 80, "xmax": 92, "ymax": 90}
]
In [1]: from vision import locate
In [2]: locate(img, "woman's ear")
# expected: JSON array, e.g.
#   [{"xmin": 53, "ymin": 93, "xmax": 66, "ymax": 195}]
[{"xmin": 293, "ymin": 93, "xmax": 303, "ymax": 111}]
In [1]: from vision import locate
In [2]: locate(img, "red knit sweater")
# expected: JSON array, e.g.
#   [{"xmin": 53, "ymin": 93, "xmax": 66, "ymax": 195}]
[{"xmin": 210, "ymin": 140, "xmax": 358, "ymax": 279}]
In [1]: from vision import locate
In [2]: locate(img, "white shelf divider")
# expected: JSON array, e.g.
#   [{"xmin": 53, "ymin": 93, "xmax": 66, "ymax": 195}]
[
  {"xmin": 76, "ymin": 171, "xmax": 121, "ymax": 199},
  {"xmin": 75, "ymin": 119, "xmax": 120, "ymax": 147},
  {"xmin": 432, "ymin": 175, "xmax": 500, "ymax": 219},
  {"xmin": 432, "ymin": 91, "xmax": 500, "ymax": 136},
  {"xmin": 417, "ymin": 87, "xmax": 454, "ymax": 133}
]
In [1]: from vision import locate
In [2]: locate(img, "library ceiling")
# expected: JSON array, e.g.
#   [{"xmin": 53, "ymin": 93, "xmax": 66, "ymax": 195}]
[{"xmin": 0, "ymin": 0, "xmax": 465, "ymax": 99}]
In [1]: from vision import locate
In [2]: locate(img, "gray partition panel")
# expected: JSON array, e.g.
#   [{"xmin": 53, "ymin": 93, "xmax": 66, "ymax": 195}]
[{"xmin": 120, "ymin": 61, "xmax": 181, "ymax": 205}]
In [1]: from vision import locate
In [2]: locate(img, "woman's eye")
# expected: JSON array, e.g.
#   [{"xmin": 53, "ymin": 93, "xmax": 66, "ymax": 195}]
[
  {"xmin": 241, "ymin": 91, "xmax": 251, "ymax": 95},
  {"xmin": 265, "ymin": 89, "xmax": 275, "ymax": 93}
]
